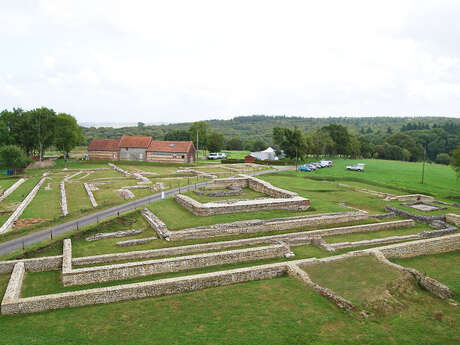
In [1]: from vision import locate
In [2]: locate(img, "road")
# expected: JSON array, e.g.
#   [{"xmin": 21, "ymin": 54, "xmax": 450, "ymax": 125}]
[{"xmin": 0, "ymin": 167, "xmax": 293, "ymax": 256}]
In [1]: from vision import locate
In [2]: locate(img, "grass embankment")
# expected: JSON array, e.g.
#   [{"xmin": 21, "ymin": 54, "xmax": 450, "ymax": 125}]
[
  {"xmin": 1, "ymin": 273, "xmax": 459, "ymax": 344},
  {"xmin": 294, "ymin": 158, "xmax": 459, "ymax": 202},
  {"xmin": 392, "ymin": 251, "xmax": 460, "ymax": 296}
]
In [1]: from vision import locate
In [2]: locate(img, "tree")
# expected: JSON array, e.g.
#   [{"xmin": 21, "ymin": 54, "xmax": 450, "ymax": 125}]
[
  {"xmin": 450, "ymin": 145, "xmax": 460, "ymax": 178},
  {"xmin": 226, "ymin": 137, "xmax": 243, "ymax": 150},
  {"xmin": 164, "ymin": 130, "xmax": 191, "ymax": 141},
  {"xmin": 207, "ymin": 132, "xmax": 224, "ymax": 153},
  {"xmin": 272, "ymin": 126, "xmax": 305, "ymax": 159},
  {"xmin": 252, "ymin": 140, "xmax": 267, "ymax": 152},
  {"xmin": 0, "ymin": 145, "xmax": 30, "ymax": 173},
  {"xmin": 321, "ymin": 124, "xmax": 350, "ymax": 155},
  {"xmin": 28, "ymin": 107, "xmax": 57, "ymax": 160},
  {"xmin": 137, "ymin": 122, "xmax": 145, "ymax": 128},
  {"xmin": 55, "ymin": 113, "xmax": 83, "ymax": 158},
  {"xmin": 346, "ymin": 136, "xmax": 361, "ymax": 158},
  {"xmin": 189, "ymin": 121, "xmax": 209, "ymax": 151},
  {"xmin": 435, "ymin": 153, "xmax": 450, "ymax": 165},
  {"xmin": 311, "ymin": 129, "xmax": 334, "ymax": 156}
]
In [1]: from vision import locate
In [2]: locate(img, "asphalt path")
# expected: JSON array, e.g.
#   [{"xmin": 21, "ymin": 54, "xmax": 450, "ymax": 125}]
[{"xmin": 0, "ymin": 167, "xmax": 291, "ymax": 255}]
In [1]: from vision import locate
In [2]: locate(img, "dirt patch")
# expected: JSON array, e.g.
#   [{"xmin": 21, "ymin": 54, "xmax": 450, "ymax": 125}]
[
  {"xmin": 14, "ymin": 218, "xmax": 46, "ymax": 229},
  {"xmin": 27, "ymin": 160, "xmax": 56, "ymax": 169}
]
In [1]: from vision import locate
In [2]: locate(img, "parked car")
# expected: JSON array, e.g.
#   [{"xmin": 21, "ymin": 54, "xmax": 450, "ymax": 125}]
[
  {"xmin": 298, "ymin": 164, "xmax": 312, "ymax": 172},
  {"xmin": 207, "ymin": 152, "xmax": 227, "ymax": 160},
  {"xmin": 307, "ymin": 163, "xmax": 317, "ymax": 170},
  {"xmin": 319, "ymin": 160, "xmax": 333, "ymax": 167},
  {"xmin": 346, "ymin": 163, "xmax": 365, "ymax": 171}
]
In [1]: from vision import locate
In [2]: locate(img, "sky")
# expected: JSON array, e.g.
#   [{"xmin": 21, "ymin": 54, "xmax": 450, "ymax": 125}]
[{"xmin": 1, "ymin": 0, "xmax": 460, "ymax": 123}]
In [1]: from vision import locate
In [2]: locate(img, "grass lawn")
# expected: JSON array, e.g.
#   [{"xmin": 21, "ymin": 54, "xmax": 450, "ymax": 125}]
[
  {"xmin": 391, "ymin": 251, "xmax": 460, "ymax": 296},
  {"xmin": 259, "ymin": 173, "xmax": 387, "ymax": 213},
  {"xmin": 0, "ymin": 178, "xmax": 20, "ymax": 194},
  {"xmin": 294, "ymin": 159, "xmax": 459, "ymax": 202},
  {"xmin": 0, "ymin": 274, "xmax": 459, "ymax": 345},
  {"xmin": 304, "ymin": 255, "xmax": 405, "ymax": 306},
  {"xmin": 183, "ymin": 187, "xmax": 268, "ymax": 203},
  {"xmin": 66, "ymin": 182, "xmax": 92, "ymax": 214},
  {"xmin": 323, "ymin": 224, "xmax": 434, "ymax": 243},
  {"xmin": 147, "ymin": 198, "xmax": 346, "ymax": 231},
  {"xmin": 0, "ymin": 176, "xmax": 41, "ymax": 204},
  {"xmin": 20, "ymin": 181, "xmax": 61, "ymax": 220}
]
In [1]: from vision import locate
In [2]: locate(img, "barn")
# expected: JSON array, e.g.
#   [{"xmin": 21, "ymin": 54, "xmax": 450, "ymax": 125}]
[
  {"xmin": 146, "ymin": 140, "xmax": 196, "ymax": 163},
  {"xmin": 87, "ymin": 136, "xmax": 196, "ymax": 163},
  {"xmin": 118, "ymin": 136, "xmax": 152, "ymax": 161},
  {"xmin": 87, "ymin": 139, "xmax": 120, "ymax": 160}
]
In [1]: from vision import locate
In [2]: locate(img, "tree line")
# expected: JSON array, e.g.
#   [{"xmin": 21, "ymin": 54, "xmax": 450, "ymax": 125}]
[{"xmin": 0, "ymin": 107, "xmax": 83, "ymax": 171}]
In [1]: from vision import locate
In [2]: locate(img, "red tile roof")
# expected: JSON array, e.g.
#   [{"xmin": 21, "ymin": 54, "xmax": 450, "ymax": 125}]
[
  {"xmin": 147, "ymin": 140, "xmax": 195, "ymax": 153},
  {"xmin": 118, "ymin": 136, "xmax": 152, "ymax": 148},
  {"xmin": 88, "ymin": 139, "xmax": 120, "ymax": 151}
]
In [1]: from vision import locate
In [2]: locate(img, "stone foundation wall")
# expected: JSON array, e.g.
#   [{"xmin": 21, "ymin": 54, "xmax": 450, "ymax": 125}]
[
  {"xmin": 60, "ymin": 181, "xmax": 68, "ymax": 216},
  {"xmin": 0, "ymin": 176, "xmax": 48, "ymax": 234},
  {"xmin": 446, "ymin": 213, "xmax": 460, "ymax": 226},
  {"xmin": 376, "ymin": 233, "xmax": 460, "ymax": 258},
  {"xmin": 385, "ymin": 206, "xmax": 445, "ymax": 224},
  {"xmin": 175, "ymin": 194, "xmax": 310, "ymax": 216},
  {"xmin": 83, "ymin": 183, "xmax": 98, "ymax": 207},
  {"xmin": 142, "ymin": 208, "xmax": 167, "ymax": 239},
  {"xmin": 0, "ymin": 178, "xmax": 26, "ymax": 202},
  {"xmin": 62, "ymin": 244, "xmax": 288, "ymax": 286},
  {"xmin": 0, "ymin": 256, "xmax": 62, "ymax": 274},
  {"xmin": 168, "ymin": 212, "xmax": 405, "ymax": 241},
  {"xmin": 2, "ymin": 263, "xmax": 287, "ymax": 315}
]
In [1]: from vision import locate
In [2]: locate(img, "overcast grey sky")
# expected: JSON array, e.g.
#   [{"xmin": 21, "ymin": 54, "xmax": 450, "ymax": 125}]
[{"xmin": 1, "ymin": 0, "xmax": 460, "ymax": 123}]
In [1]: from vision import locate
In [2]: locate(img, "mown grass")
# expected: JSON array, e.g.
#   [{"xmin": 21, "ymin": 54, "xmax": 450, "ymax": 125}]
[
  {"xmin": 183, "ymin": 187, "xmax": 267, "ymax": 203},
  {"xmin": 20, "ymin": 181, "xmax": 61, "ymax": 220},
  {"xmin": 293, "ymin": 158, "xmax": 459, "ymax": 202},
  {"xmin": 392, "ymin": 251, "xmax": 460, "ymax": 296},
  {"xmin": 304, "ymin": 255, "xmax": 405, "ymax": 305},
  {"xmin": 0, "ymin": 274, "xmax": 459, "ymax": 345},
  {"xmin": 66, "ymin": 182, "xmax": 92, "ymax": 214}
]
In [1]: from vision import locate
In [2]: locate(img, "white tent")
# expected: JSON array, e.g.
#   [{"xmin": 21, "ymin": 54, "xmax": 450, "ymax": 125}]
[{"xmin": 249, "ymin": 147, "xmax": 278, "ymax": 161}]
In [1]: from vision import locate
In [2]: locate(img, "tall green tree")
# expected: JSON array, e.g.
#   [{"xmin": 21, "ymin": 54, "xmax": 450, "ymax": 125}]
[
  {"xmin": 450, "ymin": 145, "xmax": 460, "ymax": 178},
  {"xmin": 55, "ymin": 113, "xmax": 83, "ymax": 158},
  {"xmin": 189, "ymin": 121, "xmax": 209, "ymax": 151},
  {"xmin": 0, "ymin": 145, "xmax": 30, "ymax": 173},
  {"xmin": 272, "ymin": 126, "xmax": 305, "ymax": 159},
  {"xmin": 207, "ymin": 132, "xmax": 224, "ymax": 153},
  {"xmin": 225, "ymin": 137, "xmax": 243, "ymax": 150},
  {"xmin": 321, "ymin": 124, "xmax": 350, "ymax": 155},
  {"xmin": 28, "ymin": 107, "xmax": 57, "ymax": 160}
]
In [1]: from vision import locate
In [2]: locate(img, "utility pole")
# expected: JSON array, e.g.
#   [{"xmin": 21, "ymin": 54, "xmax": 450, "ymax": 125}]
[
  {"xmin": 196, "ymin": 131, "xmax": 199, "ymax": 162},
  {"xmin": 421, "ymin": 144, "xmax": 426, "ymax": 184}
]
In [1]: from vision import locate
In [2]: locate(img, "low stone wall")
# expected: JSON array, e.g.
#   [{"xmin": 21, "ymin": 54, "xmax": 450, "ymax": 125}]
[
  {"xmin": 204, "ymin": 177, "xmax": 248, "ymax": 190},
  {"xmin": 116, "ymin": 236, "xmax": 157, "ymax": 246},
  {"xmin": 376, "ymin": 233, "xmax": 460, "ymax": 258},
  {"xmin": 60, "ymin": 181, "xmax": 68, "ymax": 216},
  {"xmin": 246, "ymin": 175, "xmax": 297, "ymax": 198},
  {"xmin": 168, "ymin": 213, "xmax": 406, "ymax": 241},
  {"xmin": 0, "ymin": 178, "xmax": 26, "ymax": 202},
  {"xmin": 142, "ymin": 208, "xmax": 167, "ymax": 240},
  {"xmin": 0, "ymin": 176, "xmax": 49, "ymax": 234},
  {"xmin": 0, "ymin": 256, "xmax": 62, "ymax": 274},
  {"xmin": 175, "ymin": 194, "xmax": 310, "ymax": 216},
  {"xmin": 446, "ymin": 213, "xmax": 460, "ymax": 226},
  {"xmin": 2, "ymin": 263, "xmax": 287, "ymax": 315},
  {"xmin": 62, "ymin": 244, "xmax": 289, "ymax": 286},
  {"xmin": 287, "ymin": 263, "xmax": 355, "ymax": 310},
  {"xmin": 385, "ymin": 206, "xmax": 445, "ymax": 224},
  {"xmin": 329, "ymin": 234, "xmax": 420, "ymax": 251},
  {"xmin": 109, "ymin": 163, "xmax": 131, "ymax": 176},
  {"xmin": 372, "ymin": 250, "xmax": 453, "ymax": 299},
  {"xmin": 386, "ymin": 194, "xmax": 434, "ymax": 202},
  {"xmin": 83, "ymin": 183, "xmax": 98, "ymax": 207},
  {"xmin": 86, "ymin": 228, "xmax": 145, "ymax": 241},
  {"xmin": 1, "ymin": 262, "xmax": 24, "ymax": 312},
  {"xmin": 62, "ymin": 239, "xmax": 72, "ymax": 274}
]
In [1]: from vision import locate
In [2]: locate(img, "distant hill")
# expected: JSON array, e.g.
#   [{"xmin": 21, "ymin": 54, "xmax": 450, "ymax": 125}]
[{"xmin": 81, "ymin": 115, "xmax": 460, "ymax": 145}]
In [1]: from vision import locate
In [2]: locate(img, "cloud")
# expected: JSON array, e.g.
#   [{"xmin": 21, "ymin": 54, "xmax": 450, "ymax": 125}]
[{"xmin": 0, "ymin": 0, "xmax": 459, "ymax": 122}]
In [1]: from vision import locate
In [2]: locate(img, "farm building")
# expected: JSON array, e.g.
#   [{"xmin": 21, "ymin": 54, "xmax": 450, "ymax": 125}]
[
  {"xmin": 87, "ymin": 136, "xmax": 196, "ymax": 163},
  {"xmin": 118, "ymin": 135, "xmax": 152, "ymax": 161},
  {"xmin": 146, "ymin": 140, "xmax": 196, "ymax": 163},
  {"xmin": 87, "ymin": 139, "xmax": 120, "ymax": 160}
]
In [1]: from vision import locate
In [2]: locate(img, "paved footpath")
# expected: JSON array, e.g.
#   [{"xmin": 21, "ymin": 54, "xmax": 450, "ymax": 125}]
[{"xmin": 0, "ymin": 167, "xmax": 294, "ymax": 256}]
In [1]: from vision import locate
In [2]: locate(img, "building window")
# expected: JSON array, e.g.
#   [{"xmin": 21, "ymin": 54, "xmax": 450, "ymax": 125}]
[{"xmin": 182, "ymin": 155, "xmax": 185, "ymax": 159}]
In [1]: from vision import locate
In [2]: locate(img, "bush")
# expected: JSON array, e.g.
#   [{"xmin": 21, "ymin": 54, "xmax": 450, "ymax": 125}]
[
  {"xmin": 255, "ymin": 159, "xmax": 295, "ymax": 166},
  {"xmin": 435, "ymin": 153, "xmax": 450, "ymax": 165}
]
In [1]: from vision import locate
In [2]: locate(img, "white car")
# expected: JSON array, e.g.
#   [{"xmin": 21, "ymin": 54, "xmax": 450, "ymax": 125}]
[
  {"xmin": 346, "ymin": 163, "xmax": 365, "ymax": 171},
  {"xmin": 319, "ymin": 160, "xmax": 333, "ymax": 167},
  {"xmin": 207, "ymin": 152, "xmax": 227, "ymax": 160}
]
